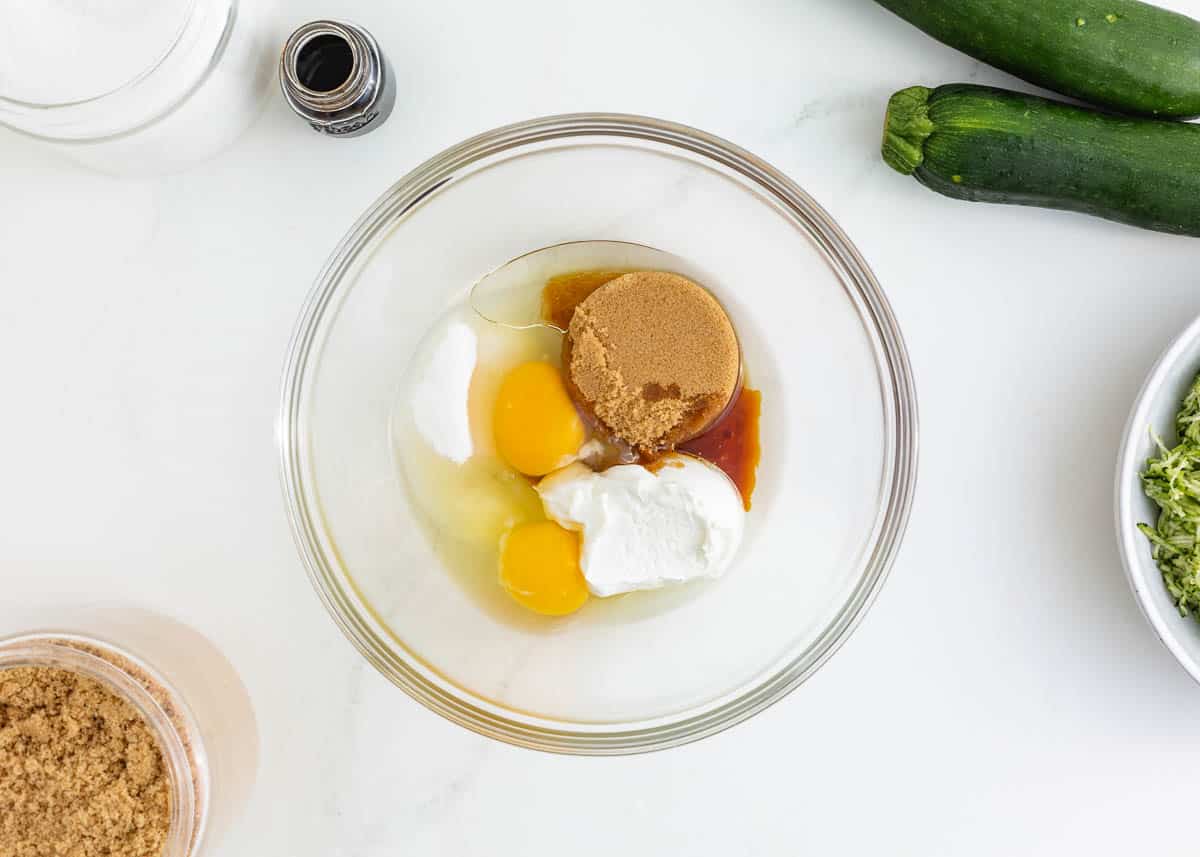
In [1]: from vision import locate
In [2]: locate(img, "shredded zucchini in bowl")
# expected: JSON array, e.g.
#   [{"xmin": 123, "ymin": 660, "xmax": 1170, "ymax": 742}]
[{"xmin": 1140, "ymin": 372, "xmax": 1200, "ymax": 618}]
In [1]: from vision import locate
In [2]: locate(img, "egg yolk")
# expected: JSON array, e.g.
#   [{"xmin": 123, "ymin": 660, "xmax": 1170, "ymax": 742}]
[
  {"xmin": 493, "ymin": 361, "xmax": 585, "ymax": 476},
  {"xmin": 499, "ymin": 521, "xmax": 588, "ymax": 616}
]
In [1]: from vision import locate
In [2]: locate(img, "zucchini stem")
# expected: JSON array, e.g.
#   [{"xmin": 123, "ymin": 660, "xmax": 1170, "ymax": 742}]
[{"xmin": 882, "ymin": 86, "xmax": 934, "ymax": 175}]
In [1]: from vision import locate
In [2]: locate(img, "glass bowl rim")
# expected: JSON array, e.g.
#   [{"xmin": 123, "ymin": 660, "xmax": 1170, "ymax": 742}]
[{"xmin": 278, "ymin": 112, "xmax": 920, "ymax": 755}]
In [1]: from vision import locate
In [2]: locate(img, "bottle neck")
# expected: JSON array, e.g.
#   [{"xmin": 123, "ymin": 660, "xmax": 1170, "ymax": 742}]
[{"xmin": 279, "ymin": 20, "xmax": 392, "ymax": 136}]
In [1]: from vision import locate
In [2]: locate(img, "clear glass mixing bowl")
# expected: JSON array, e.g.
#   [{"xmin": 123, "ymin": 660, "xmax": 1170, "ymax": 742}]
[{"xmin": 280, "ymin": 114, "xmax": 918, "ymax": 754}]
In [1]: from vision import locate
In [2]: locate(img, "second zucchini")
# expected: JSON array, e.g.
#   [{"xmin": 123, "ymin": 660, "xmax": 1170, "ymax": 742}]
[{"xmin": 883, "ymin": 83, "xmax": 1200, "ymax": 237}]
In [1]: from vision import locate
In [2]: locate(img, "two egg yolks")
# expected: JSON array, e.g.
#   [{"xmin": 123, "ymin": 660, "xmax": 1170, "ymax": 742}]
[{"xmin": 493, "ymin": 361, "xmax": 589, "ymax": 616}]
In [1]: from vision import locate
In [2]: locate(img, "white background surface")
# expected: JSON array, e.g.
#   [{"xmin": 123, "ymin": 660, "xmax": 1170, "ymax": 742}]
[{"xmin": 4, "ymin": 1, "xmax": 1200, "ymax": 854}]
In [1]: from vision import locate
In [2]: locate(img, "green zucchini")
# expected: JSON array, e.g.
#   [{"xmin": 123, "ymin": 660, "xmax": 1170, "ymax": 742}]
[
  {"xmin": 882, "ymin": 83, "xmax": 1200, "ymax": 236},
  {"xmin": 875, "ymin": 0, "xmax": 1200, "ymax": 118}
]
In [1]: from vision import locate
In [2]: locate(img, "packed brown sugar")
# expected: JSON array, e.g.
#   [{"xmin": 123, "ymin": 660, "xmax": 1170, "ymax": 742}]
[
  {"xmin": 563, "ymin": 271, "xmax": 740, "ymax": 451},
  {"xmin": 0, "ymin": 666, "xmax": 170, "ymax": 857}
]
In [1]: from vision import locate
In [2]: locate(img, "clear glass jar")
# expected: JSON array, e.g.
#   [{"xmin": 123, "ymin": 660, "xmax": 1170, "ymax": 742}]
[
  {"xmin": 0, "ymin": 0, "xmax": 277, "ymax": 173},
  {"xmin": 0, "ymin": 632, "xmax": 210, "ymax": 857}
]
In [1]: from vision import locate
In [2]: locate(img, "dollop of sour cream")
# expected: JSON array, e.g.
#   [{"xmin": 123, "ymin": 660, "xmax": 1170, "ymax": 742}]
[
  {"xmin": 537, "ymin": 455, "xmax": 744, "ymax": 596},
  {"xmin": 409, "ymin": 321, "xmax": 476, "ymax": 463}
]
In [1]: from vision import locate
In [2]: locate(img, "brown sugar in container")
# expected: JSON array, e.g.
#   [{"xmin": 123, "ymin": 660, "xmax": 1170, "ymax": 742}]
[{"xmin": 0, "ymin": 632, "xmax": 209, "ymax": 857}]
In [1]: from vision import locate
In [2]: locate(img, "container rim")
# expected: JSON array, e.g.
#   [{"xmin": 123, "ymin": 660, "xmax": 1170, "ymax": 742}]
[
  {"xmin": 0, "ymin": 0, "xmax": 236, "ymax": 143},
  {"xmin": 1114, "ymin": 312, "xmax": 1200, "ymax": 685}
]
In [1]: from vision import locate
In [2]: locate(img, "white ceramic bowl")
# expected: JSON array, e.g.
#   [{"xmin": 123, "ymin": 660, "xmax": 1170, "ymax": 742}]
[{"xmin": 1116, "ymin": 313, "xmax": 1200, "ymax": 683}]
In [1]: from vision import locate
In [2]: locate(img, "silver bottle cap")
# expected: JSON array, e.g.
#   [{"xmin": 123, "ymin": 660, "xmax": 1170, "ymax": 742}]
[{"xmin": 279, "ymin": 20, "xmax": 395, "ymax": 138}]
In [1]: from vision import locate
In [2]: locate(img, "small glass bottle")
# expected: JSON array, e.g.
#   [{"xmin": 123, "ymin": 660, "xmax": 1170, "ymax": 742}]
[{"xmin": 279, "ymin": 20, "xmax": 396, "ymax": 138}]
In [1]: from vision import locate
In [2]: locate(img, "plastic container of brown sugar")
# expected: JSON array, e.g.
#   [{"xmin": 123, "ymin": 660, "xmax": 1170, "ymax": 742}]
[{"xmin": 0, "ymin": 631, "xmax": 210, "ymax": 857}]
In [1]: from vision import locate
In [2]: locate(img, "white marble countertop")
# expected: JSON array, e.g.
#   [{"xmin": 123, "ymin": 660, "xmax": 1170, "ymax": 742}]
[{"xmin": 5, "ymin": 0, "xmax": 1200, "ymax": 853}]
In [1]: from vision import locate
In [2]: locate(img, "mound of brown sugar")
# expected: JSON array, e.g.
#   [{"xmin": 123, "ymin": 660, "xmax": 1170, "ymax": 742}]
[
  {"xmin": 566, "ymin": 271, "xmax": 740, "ymax": 451},
  {"xmin": 0, "ymin": 667, "xmax": 170, "ymax": 857}
]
